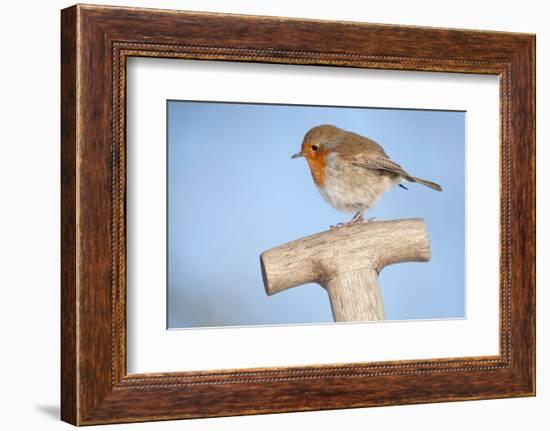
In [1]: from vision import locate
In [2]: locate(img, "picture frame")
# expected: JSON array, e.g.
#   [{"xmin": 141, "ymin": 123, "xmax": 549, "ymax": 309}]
[{"xmin": 61, "ymin": 4, "xmax": 535, "ymax": 425}]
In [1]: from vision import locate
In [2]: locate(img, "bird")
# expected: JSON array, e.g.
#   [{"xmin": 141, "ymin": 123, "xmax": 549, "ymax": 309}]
[{"xmin": 291, "ymin": 124, "xmax": 442, "ymax": 226}]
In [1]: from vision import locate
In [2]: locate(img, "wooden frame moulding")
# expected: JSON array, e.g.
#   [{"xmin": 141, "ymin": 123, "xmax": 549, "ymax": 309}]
[{"xmin": 61, "ymin": 4, "xmax": 535, "ymax": 425}]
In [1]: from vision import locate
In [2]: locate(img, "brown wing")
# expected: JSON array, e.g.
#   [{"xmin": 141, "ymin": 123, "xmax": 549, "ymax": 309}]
[
  {"xmin": 335, "ymin": 132, "xmax": 415, "ymax": 181},
  {"xmin": 336, "ymin": 130, "xmax": 389, "ymax": 157},
  {"xmin": 351, "ymin": 155, "xmax": 415, "ymax": 181},
  {"xmin": 331, "ymin": 129, "xmax": 442, "ymax": 190},
  {"xmin": 352, "ymin": 153, "xmax": 443, "ymax": 191}
]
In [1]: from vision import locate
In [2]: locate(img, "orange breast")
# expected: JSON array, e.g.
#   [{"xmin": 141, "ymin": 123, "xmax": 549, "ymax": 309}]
[{"xmin": 306, "ymin": 152, "xmax": 327, "ymax": 187}]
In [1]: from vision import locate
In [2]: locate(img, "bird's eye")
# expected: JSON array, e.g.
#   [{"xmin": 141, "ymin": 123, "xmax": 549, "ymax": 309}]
[{"xmin": 311, "ymin": 144, "xmax": 319, "ymax": 151}]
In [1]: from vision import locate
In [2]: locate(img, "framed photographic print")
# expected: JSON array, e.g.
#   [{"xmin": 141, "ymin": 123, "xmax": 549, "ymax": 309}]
[{"xmin": 61, "ymin": 4, "xmax": 535, "ymax": 425}]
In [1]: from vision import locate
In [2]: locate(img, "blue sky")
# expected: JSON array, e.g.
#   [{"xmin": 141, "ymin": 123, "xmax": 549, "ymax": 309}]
[{"xmin": 167, "ymin": 100, "xmax": 465, "ymax": 328}]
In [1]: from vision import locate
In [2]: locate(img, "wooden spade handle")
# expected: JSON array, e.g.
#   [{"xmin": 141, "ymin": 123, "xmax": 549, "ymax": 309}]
[{"xmin": 260, "ymin": 218, "xmax": 431, "ymax": 322}]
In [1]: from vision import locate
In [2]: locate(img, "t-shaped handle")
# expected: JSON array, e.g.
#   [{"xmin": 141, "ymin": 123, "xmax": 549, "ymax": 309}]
[{"xmin": 260, "ymin": 218, "xmax": 431, "ymax": 322}]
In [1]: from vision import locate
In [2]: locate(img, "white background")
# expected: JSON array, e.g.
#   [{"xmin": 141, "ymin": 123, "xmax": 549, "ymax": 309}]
[{"xmin": 0, "ymin": 0, "xmax": 546, "ymax": 430}]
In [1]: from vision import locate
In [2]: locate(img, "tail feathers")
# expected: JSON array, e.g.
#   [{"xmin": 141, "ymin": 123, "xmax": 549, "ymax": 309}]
[{"xmin": 408, "ymin": 176, "xmax": 442, "ymax": 191}]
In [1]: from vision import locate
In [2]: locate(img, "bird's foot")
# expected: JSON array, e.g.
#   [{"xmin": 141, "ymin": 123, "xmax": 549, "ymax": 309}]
[
  {"xmin": 330, "ymin": 222, "xmax": 347, "ymax": 229},
  {"xmin": 330, "ymin": 207, "xmax": 378, "ymax": 229},
  {"xmin": 330, "ymin": 217, "xmax": 376, "ymax": 229}
]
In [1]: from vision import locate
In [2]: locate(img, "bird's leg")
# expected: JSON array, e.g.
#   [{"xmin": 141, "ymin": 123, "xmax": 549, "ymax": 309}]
[
  {"xmin": 349, "ymin": 209, "xmax": 378, "ymax": 225},
  {"xmin": 347, "ymin": 209, "xmax": 366, "ymax": 224},
  {"xmin": 349, "ymin": 210, "xmax": 364, "ymax": 223}
]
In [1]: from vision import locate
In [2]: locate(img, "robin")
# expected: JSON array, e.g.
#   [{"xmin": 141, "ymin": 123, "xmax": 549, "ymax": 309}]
[{"xmin": 292, "ymin": 124, "xmax": 442, "ymax": 225}]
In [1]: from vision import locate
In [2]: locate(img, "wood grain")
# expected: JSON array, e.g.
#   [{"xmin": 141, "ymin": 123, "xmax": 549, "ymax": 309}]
[
  {"xmin": 61, "ymin": 4, "xmax": 535, "ymax": 425},
  {"xmin": 325, "ymin": 269, "xmax": 385, "ymax": 321},
  {"xmin": 261, "ymin": 219, "xmax": 431, "ymax": 321}
]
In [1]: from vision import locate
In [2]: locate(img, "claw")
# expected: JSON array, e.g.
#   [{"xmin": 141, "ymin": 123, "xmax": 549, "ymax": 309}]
[
  {"xmin": 330, "ymin": 222, "xmax": 347, "ymax": 229},
  {"xmin": 329, "ymin": 207, "xmax": 378, "ymax": 229},
  {"xmin": 330, "ymin": 216, "xmax": 377, "ymax": 229}
]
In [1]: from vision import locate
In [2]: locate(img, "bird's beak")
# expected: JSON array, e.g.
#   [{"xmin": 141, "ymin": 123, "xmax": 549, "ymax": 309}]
[{"xmin": 291, "ymin": 151, "xmax": 303, "ymax": 159}]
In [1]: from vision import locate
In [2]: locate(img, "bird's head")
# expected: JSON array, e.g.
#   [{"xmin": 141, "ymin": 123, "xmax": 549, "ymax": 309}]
[
  {"xmin": 291, "ymin": 124, "xmax": 341, "ymax": 162},
  {"xmin": 292, "ymin": 125, "xmax": 342, "ymax": 187}
]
